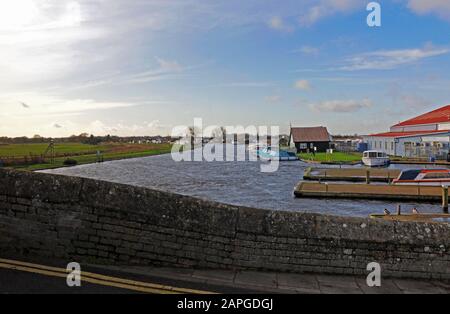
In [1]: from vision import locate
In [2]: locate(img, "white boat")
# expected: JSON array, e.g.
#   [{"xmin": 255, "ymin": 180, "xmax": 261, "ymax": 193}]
[
  {"xmin": 257, "ymin": 146, "xmax": 298, "ymax": 161},
  {"xmin": 362, "ymin": 150, "xmax": 390, "ymax": 167},
  {"xmin": 393, "ymin": 169, "xmax": 450, "ymax": 186}
]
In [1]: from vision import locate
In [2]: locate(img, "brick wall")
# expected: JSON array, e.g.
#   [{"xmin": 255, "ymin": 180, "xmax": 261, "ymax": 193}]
[{"xmin": 0, "ymin": 169, "xmax": 449, "ymax": 279}]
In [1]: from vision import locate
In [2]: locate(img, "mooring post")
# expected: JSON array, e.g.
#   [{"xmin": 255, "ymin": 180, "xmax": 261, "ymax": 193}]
[
  {"xmin": 396, "ymin": 204, "xmax": 401, "ymax": 215},
  {"xmin": 366, "ymin": 170, "xmax": 370, "ymax": 185},
  {"xmin": 442, "ymin": 185, "xmax": 449, "ymax": 213}
]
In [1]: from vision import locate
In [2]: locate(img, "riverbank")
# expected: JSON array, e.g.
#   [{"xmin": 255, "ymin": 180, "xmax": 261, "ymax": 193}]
[
  {"xmin": 0, "ymin": 142, "xmax": 173, "ymax": 171},
  {"xmin": 298, "ymin": 152, "xmax": 362, "ymax": 165}
]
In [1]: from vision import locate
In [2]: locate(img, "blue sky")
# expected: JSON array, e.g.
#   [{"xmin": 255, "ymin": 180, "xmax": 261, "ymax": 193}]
[{"xmin": 1, "ymin": 0, "xmax": 450, "ymax": 137}]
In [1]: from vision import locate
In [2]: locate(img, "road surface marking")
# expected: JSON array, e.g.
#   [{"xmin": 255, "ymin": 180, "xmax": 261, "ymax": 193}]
[{"xmin": 0, "ymin": 258, "xmax": 214, "ymax": 294}]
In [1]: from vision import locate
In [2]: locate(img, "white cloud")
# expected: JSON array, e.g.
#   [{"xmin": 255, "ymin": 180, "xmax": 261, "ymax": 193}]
[
  {"xmin": 309, "ymin": 99, "xmax": 372, "ymax": 113},
  {"xmin": 407, "ymin": 0, "xmax": 450, "ymax": 21},
  {"xmin": 294, "ymin": 45, "xmax": 320, "ymax": 55},
  {"xmin": 265, "ymin": 95, "xmax": 281, "ymax": 103},
  {"xmin": 298, "ymin": 0, "xmax": 365, "ymax": 26},
  {"xmin": 123, "ymin": 57, "xmax": 185, "ymax": 84},
  {"xmin": 268, "ymin": 16, "xmax": 293, "ymax": 32},
  {"xmin": 216, "ymin": 81, "xmax": 275, "ymax": 88},
  {"xmin": 0, "ymin": 92, "xmax": 146, "ymax": 118},
  {"xmin": 156, "ymin": 57, "xmax": 183, "ymax": 73},
  {"xmin": 387, "ymin": 83, "xmax": 432, "ymax": 109},
  {"xmin": 341, "ymin": 44, "xmax": 450, "ymax": 71},
  {"xmin": 294, "ymin": 80, "xmax": 312, "ymax": 90}
]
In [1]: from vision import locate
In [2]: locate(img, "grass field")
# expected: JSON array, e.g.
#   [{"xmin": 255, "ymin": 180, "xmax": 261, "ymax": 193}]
[
  {"xmin": 0, "ymin": 142, "xmax": 108, "ymax": 157},
  {"xmin": 0, "ymin": 142, "xmax": 173, "ymax": 170},
  {"xmin": 299, "ymin": 152, "xmax": 362, "ymax": 163}
]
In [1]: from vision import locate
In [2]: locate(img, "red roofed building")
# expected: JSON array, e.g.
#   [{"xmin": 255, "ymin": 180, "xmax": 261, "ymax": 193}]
[{"xmin": 363, "ymin": 105, "xmax": 450, "ymax": 158}]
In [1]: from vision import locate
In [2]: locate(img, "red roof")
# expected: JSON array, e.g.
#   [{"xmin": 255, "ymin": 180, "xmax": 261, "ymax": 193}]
[
  {"xmin": 393, "ymin": 105, "xmax": 450, "ymax": 127},
  {"xmin": 369, "ymin": 130, "xmax": 450, "ymax": 138},
  {"xmin": 291, "ymin": 126, "xmax": 331, "ymax": 142}
]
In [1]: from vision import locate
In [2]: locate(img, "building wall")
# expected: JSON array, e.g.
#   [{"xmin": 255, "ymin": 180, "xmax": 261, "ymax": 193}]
[
  {"xmin": 1, "ymin": 169, "xmax": 449, "ymax": 279},
  {"xmin": 294, "ymin": 141, "xmax": 330, "ymax": 153},
  {"xmin": 365, "ymin": 134, "xmax": 450, "ymax": 158},
  {"xmin": 398, "ymin": 135, "xmax": 450, "ymax": 159},
  {"xmin": 364, "ymin": 136, "xmax": 397, "ymax": 156},
  {"xmin": 438, "ymin": 123, "xmax": 450, "ymax": 130},
  {"xmin": 391, "ymin": 124, "xmax": 438, "ymax": 133}
]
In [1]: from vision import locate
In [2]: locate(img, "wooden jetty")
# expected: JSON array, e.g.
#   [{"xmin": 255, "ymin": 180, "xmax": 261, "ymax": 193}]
[
  {"xmin": 294, "ymin": 182, "xmax": 448, "ymax": 204},
  {"xmin": 370, "ymin": 213, "xmax": 450, "ymax": 223},
  {"xmin": 391, "ymin": 160, "xmax": 450, "ymax": 166},
  {"xmin": 303, "ymin": 167, "xmax": 401, "ymax": 183}
]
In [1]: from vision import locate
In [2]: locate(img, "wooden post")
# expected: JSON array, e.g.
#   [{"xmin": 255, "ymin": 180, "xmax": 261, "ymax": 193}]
[
  {"xmin": 442, "ymin": 185, "xmax": 449, "ymax": 213},
  {"xmin": 366, "ymin": 170, "xmax": 371, "ymax": 185}
]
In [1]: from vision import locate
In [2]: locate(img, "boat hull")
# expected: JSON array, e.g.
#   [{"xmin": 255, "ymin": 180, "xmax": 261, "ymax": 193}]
[
  {"xmin": 393, "ymin": 180, "xmax": 450, "ymax": 186},
  {"xmin": 362, "ymin": 157, "xmax": 390, "ymax": 167}
]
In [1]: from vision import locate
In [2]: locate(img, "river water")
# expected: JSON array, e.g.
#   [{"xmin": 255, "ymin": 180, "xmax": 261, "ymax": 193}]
[{"xmin": 42, "ymin": 146, "xmax": 447, "ymax": 217}]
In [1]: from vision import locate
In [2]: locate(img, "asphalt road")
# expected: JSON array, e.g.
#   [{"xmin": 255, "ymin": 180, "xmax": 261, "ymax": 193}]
[
  {"xmin": 0, "ymin": 268, "xmax": 132, "ymax": 294},
  {"xmin": 0, "ymin": 257, "xmax": 259, "ymax": 294}
]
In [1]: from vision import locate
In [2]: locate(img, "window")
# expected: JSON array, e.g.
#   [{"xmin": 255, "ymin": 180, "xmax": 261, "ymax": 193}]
[
  {"xmin": 391, "ymin": 142, "xmax": 394, "ymax": 151},
  {"xmin": 299, "ymin": 143, "xmax": 307, "ymax": 149},
  {"xmin": 424, "ymin": 172, "xmax": 450, "ymax": 179}
]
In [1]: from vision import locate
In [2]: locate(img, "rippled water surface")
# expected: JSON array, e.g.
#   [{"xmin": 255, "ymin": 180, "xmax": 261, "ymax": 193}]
[{"xmin": 42, "ymin": 146, "xmax": 446, "ymax": 217}]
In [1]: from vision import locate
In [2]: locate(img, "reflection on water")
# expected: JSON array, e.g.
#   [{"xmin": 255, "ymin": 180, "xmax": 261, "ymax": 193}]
[{"xmin": 42, "ymin": 145, "xmax": 447, "ymax": 217}]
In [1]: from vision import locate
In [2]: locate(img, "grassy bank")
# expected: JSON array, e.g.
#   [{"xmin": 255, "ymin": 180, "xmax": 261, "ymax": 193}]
[
  {"xmin": 299, "ymin": 152, "xmax": 362, "ymax": 163},
  {"xmin": 0, "ymin": 142, "xmax": 108, "ymax": 157},
  {"xmin": 1, "ymin": 143, "xmax": 173, "ymax": 171}
]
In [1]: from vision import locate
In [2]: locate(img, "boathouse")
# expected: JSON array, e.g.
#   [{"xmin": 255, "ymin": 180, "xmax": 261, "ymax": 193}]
[
  {"xmin": 289, "ymin": 126, "xmax": 332, "ymax": 153},
  {"xmin": 363, "ymin": 105, "xmax": 450, "ymax": 158}
]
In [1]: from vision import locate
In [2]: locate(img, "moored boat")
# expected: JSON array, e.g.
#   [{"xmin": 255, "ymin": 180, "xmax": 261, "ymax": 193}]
[
  {"xmin": 257, "ymin": 147, "xmax": 298, "ymax": 161},
  {"xmin": 393, "ymin": 169, "xmax": 450, "ymax": 186},
  {"xmin": 362, "ymin": 150, "xmax": 390, "ymax": 167}
]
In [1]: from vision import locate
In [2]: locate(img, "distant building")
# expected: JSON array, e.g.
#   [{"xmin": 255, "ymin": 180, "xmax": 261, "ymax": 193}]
[
  {"xmin": 364, "ymin": 105, "xmax": 450, "ymax": 159},
  {"xmin": 289, "ymin": 126, "xmax": 332, "ymax": 153},
  {"xmin": 332, "ymin": 137, "xmax": 362, "ymax": 153}
]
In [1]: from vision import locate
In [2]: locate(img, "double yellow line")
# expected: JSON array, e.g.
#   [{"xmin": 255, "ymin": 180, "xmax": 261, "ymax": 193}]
[{"xmin": 0, "ymin": 258, "xmax": 214, "ymax": 294}]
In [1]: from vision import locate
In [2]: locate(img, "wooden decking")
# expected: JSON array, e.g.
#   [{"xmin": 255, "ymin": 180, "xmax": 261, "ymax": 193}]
[
  {"xmin": 370, "ymin": 213, "xmax": 450, "ymax": 223},
  {"xmin": 294, "ymin": 181, "xmax": 445, "ymax": 202},
  {"xmin": 303, "ymin": 168, "xmax": 401, "ymax": 183}
]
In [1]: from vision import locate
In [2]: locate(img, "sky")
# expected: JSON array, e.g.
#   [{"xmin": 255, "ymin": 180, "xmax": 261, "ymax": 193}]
[{"xmin": 1, "ymin": 0, "xmax": 450, "ymax": 137}]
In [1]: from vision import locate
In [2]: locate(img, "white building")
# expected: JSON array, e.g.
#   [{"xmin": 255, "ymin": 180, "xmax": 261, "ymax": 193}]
[{"xmin": 363, "ymin": 105, "xmax": 450, "ymax": 158}]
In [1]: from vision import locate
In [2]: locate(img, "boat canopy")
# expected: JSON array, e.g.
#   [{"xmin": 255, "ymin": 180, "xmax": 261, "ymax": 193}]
[
  {"xmin": 363, "ymin": 151, "xmax": 387, "ymax": 158},
  {"xmin": 397, "ymin": 170, "xmax": 421, "ymax": 181}
]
